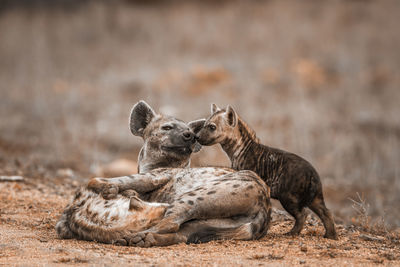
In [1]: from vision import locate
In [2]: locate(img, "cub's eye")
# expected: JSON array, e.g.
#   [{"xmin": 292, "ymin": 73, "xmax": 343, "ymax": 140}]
[
  {"xmin": 208, "ymin": 124, "xmax": 216, "ymax": 131},
  {"xmin": 161, "ymin": 125, "xmax": 173, "ymax": 131}
]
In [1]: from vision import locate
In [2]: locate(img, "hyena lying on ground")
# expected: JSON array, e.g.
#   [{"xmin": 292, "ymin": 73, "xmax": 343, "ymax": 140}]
[
  {"xmin": 56, "ymin": 101, "xmax": 271, "ymax": 247},
  {"xmin": 196, "ymin": 104, "xmax": 337, "ymax": 239}
]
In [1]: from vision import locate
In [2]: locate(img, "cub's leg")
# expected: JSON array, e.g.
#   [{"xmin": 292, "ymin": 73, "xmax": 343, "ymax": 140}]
[
  {"xmin": 279, "ymin": 195, "xmax": 307, "ymax": 236},
  {"xmin": 308, "ymin": 192, "xmax": 338, "ymax": 239}
]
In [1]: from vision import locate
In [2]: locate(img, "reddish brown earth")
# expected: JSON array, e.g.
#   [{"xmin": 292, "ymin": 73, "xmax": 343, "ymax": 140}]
[{"xmin": 1, "ymin": 178, "xmax": 399, "ymax": 267}]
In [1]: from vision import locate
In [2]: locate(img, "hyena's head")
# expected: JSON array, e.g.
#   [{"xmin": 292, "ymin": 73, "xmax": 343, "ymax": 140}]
[
  {"xmin": 196, "ymin": 103, "xmax": 239, "ymax": 146},
  {"xmin": 130, "ymin": 100, "xmax": 205, "ymax": 173}
]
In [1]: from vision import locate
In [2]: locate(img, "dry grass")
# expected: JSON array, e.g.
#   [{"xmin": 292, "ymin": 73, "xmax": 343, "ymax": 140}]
[{"xmin": 0, "ymin": 0, "xmax": 399, "ymax": 230}]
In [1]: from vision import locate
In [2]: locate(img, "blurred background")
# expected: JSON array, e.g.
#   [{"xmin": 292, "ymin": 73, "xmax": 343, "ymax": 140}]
[{"xmin": 0, "ymin": 0, "xmax": 399, "ymax": 229}]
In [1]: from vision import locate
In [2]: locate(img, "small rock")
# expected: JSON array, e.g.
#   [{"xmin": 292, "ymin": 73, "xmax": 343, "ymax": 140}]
[
  {"xmin": 0, "ymin": 175, "xmax": 24, "ymax": 182},
  {"xmin": 56, "ymin": 168, "xmax": 75, "ymax": 178},
  {"xmin": 360, "ymin": 234, "xmax": 385, "ymax": 242},
  {"xmin": 299, "ymin": 260, "xmax": 306, "ymax": 264}
]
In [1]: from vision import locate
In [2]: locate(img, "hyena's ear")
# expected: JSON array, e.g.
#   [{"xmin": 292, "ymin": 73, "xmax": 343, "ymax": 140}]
[
  {"xmin": 211, "ymin": 103, "xmax": 221, "ymax": 114},
  {"xmin": 188, "ymin": 119, "xmax": 206, "ymax": 134},
  {"xmin": 130, "ymin": 100, "xmax": 156, "ymax": 137},
  {"xmin": 225, "ymin": 105, "xmax": 237, "ymax": 128},
  {"xmin": 129, "ymin": 196, "xmax": 144, "ymax": 211}
]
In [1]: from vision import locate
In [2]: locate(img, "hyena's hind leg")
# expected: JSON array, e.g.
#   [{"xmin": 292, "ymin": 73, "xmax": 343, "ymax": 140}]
[
  {"xmin": 126, "ymin": 212, "xmax": 270, "ymax": 247},
  {"xmin": 308, "ymin": 192, "xmax": 338, "ymax": 240},
  {"xmin": 126, "ymin": 195, "xmax": 272, "ymax": 248}
]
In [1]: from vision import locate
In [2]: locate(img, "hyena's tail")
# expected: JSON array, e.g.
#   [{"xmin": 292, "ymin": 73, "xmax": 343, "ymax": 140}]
[{"xmin": 55, "ymin": 207, "xmax": 76, "ymax": 239}]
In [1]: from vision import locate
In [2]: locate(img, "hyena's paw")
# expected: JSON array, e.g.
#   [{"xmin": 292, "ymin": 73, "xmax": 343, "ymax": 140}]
[
  {"xmin": 100, "ymin": 184, "xmax": 119, "ymax": 199},
  {"xmin": 112, "ymin": 231, "xmax": 145, "ymax": 246},
  {"xmin": 126, "ymin": 232, "xmax": 148, "ymax": 247},
  {"xmin": 120, "ymin": 189, "xmax": 139, "ymax": 198},
  {"xmin": 126, "ymin": 232, "xmax": 158, "ymax": 247},
  {"xmin": 87, "ymin": 178, "xmax": 119, "ymax": 199}
]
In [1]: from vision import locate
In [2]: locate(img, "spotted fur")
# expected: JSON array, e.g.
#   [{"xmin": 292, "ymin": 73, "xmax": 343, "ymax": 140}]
[
  {"xmin": 56, "ymin": 101, "xmax": 272, "ymax": 246},
  {"xmin": 197, "ymin": 104, "xmax": 337, "ymax": 239}
]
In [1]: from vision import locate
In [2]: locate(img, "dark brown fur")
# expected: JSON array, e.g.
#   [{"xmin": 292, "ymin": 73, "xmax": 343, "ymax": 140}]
[{"xmin": 197, "ymin": 104, "xmax": 337, "ymax": 239}]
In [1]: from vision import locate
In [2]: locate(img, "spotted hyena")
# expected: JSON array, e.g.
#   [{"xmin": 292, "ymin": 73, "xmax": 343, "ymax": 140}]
[
  {"xmin": 196, "ymin": 104, "xmax": 337, "ymax": 239},
  {"xmin": 56, "ymin": 101, "xmax": 272, "ymax": 247}
]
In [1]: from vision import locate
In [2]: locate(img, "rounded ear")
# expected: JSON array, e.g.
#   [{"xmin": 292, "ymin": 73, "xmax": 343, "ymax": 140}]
[
  {"xmin": 211, "ymin": 103, "xmax": 221, "ymax": 114},
  {"xmin": 188, "ymin": 119, "xmax": 206, "ymax": 153},
  {"xmin": 225, "ymin": 105, "xmax": 237, "ymax": 127},
  {"xmin": 188, "ymin": 119, "xmax": 206, "ymax": 134},
  {"xmin": 129, "ymin": 196, "xmax": 145, "ymax": 211},
  {"xmin": 130, "ymin": 100, "xmax": 156, "ymax": 137}
]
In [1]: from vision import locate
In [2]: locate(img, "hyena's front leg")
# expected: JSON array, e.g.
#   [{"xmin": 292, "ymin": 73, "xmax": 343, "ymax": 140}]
[
  {"xmin": 124, "ymin": 232, "xmax": 187, "ymax": 247},
  {"xmin": 87, "ymin": 173, "xmax": 172, "ymax": 199}
]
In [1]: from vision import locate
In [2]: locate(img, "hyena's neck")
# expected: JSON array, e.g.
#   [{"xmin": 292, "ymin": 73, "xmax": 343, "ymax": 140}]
[
  {"xmin": 137, "ymin": 146, "xmax": 190, "ymax": 174},
  {"xmin": 220, "ymin": 118, "xmax": 259, "ymax": 169}
]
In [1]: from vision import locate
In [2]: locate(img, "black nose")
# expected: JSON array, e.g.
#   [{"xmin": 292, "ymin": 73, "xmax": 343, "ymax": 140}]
[{"xmin": 182, "ymin": 131, "xmax": 194, "ymax": 142}]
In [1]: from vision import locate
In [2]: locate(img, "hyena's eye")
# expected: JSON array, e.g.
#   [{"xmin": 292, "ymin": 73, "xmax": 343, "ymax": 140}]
[
  {"xmin": 161, "ymin": 125, "xmax": 173, "ymax": 131},
  {"xmin": 208, "ymin": 124, "xmax": 216, "ymax": 131}
]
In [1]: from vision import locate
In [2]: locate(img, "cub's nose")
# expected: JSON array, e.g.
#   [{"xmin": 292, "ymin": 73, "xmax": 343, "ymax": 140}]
[{"xmin": 182, "ymin": 131, "xmax": 194, "ymax": 142}]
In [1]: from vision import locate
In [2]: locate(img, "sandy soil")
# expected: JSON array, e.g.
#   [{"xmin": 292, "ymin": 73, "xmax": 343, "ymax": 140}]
[{"xmin": 1, "ymin": 179, "xmax": 399, "ymax": 267}]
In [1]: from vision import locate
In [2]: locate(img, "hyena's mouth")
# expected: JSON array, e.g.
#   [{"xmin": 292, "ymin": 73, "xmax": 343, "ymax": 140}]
[
  {"xmin": 197, "ymin": 137, "xmax": 216, "ymax": 146},
  {"xmin": 161, "ymin": 145, "xmax": 192, "ymax": 155}
]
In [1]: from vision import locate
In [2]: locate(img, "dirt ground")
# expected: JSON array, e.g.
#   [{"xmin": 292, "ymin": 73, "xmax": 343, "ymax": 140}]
[{"xmin": 1, "ymin": 178, "xmax": 399, "ymax": 266}]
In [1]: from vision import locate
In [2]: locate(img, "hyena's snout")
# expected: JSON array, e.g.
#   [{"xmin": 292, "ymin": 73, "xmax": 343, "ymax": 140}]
[{"xmin": 182, "ymin": 130, "xmax": 195, "ymax": 142}]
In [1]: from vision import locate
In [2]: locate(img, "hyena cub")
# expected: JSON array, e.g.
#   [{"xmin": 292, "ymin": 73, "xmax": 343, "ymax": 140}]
[{"xmin": 197, "ymin": 104, "xmax": 337, "ymax": 239}]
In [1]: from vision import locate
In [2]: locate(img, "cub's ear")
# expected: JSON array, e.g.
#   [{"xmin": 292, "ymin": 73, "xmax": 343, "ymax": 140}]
[
  {"xmin": 225, "ymin": 105, "xmax": 237, "ymax": 127},
  {"xmin": 188, "ymin": 119, "xmax": 206, "ymax": 153},
  {"xmin": 130, "ymin": 100, "xmax": 156, "ymax": 137},
  {"xmin": 188, "ymin": 119, "xmax": 206, "ymax": 134},
  {"xmin": 211, "ymin": 103, "xmax": 221, "ymax": 114}
]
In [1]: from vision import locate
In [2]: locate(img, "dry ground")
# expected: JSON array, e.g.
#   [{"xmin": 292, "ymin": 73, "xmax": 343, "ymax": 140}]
[{"xmin": 1, "ymin": 178, "xmax": 399, "ymax": 266}]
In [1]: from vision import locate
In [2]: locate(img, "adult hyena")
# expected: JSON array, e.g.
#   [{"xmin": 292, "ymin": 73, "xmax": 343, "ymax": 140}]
[
  {"xmin": 196, "ymin": 104, "xmax": 337, "ymax": 239},
  {"xmin": 56, "ymin": 101, "xmax": 272, "ymax": 247}
]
